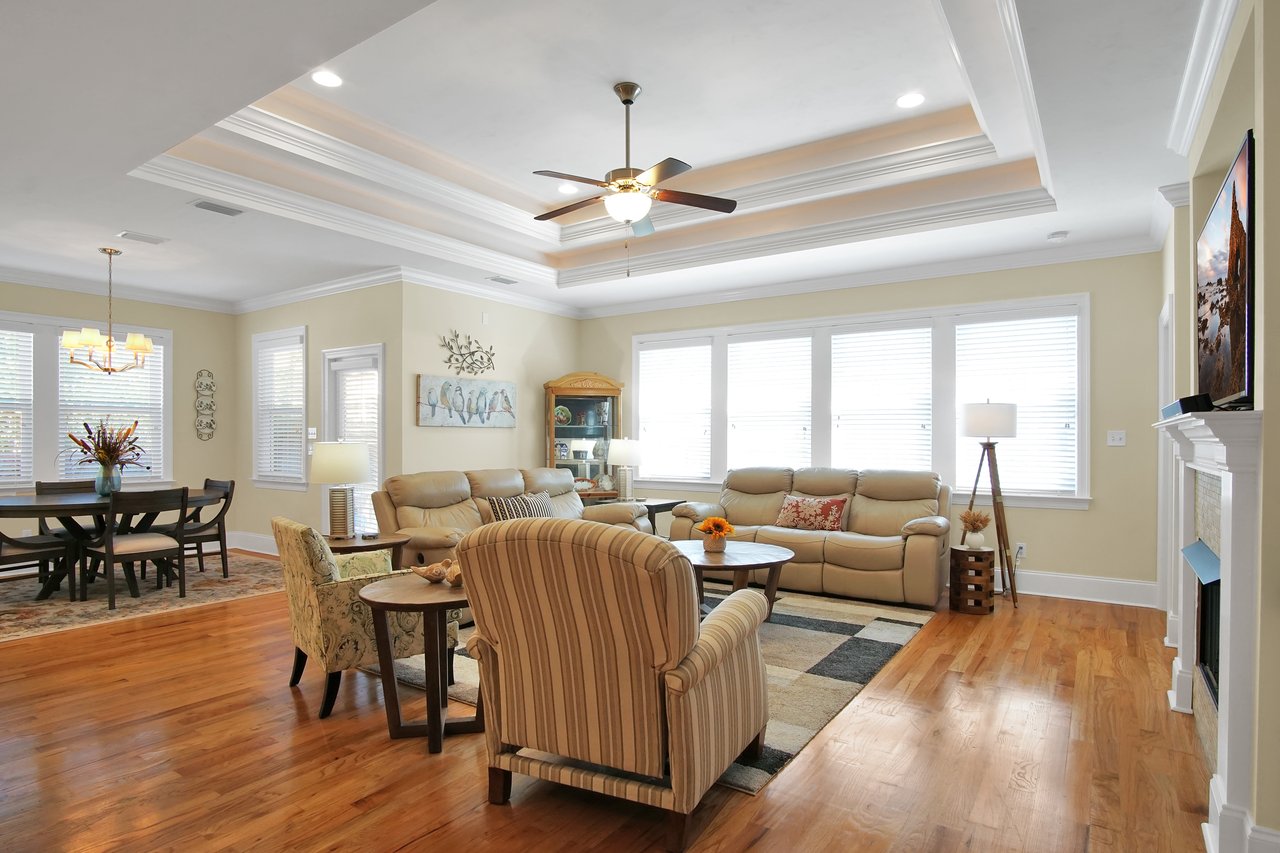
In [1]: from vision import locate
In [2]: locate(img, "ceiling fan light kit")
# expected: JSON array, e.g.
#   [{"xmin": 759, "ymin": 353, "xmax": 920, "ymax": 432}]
[{"xmin": 533, "ymin": 81, "xmax": 737, "ymax": 232}]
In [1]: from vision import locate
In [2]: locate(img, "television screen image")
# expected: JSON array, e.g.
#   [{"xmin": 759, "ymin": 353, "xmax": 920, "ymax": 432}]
[{"xmin": 1196, "ymin": 130, "xmax": 1253, "ymax": 407}]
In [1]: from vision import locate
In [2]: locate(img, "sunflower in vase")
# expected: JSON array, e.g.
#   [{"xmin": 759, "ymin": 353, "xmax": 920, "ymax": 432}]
[
  {"xmin": 696, "ymin": 516, "xmax": 735, "ymax": 553},
  {"xmin": 66, "ymin": 419, "xmax": 148, "ymax": 496}
]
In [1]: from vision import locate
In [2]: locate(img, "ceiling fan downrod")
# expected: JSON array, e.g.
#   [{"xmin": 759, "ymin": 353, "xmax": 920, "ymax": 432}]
[{"xmin": 614, "ymin": 82, "xmax": 641, "ymax": 170}]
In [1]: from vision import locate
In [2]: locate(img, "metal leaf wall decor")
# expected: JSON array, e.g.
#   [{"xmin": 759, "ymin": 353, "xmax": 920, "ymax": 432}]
[{"xmin": 440, "ymin": 329, "xmax": 496, "ymax": 375}]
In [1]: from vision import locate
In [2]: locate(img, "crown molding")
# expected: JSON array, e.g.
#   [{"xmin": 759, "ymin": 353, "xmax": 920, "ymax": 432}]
[
  {"xmin": 559, "ymin": 186, "xmax": 1057, "ymax": 288},
  {"xmin": 233, "ymin": 265, "xmax": 581, "ymax": 318},
  {"xmin": 1157, "ymin": 182, "xmax": 1191, "ymax": 207},
  {"xmin": 578, "ymin": 235, "xmax": 1160, "ymax": 319},
  {"xmin": 1167, "ymin": 0, "xmax": 1240, "ymax": 156},
  {"xmin": 217, "ymin": 107, "xmax": 561, "ymax": 245},
  {"xmin": 995, "ymin": 0, "xmax": 1054, "ymax": 195},
  {"xmin": 559, "ymin": 135, "xmax": 998, "ymax": 244},
  {"xmin": 0, "ymin": 265, "xmax": 236, "ymax": 313},
  {"xmin": 130, "ymin": 155, "xmax": 557, "ymax": 286}
]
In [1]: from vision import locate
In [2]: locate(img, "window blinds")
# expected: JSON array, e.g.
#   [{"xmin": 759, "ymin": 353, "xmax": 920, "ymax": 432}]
[
  {"xmin": 254, "ymin": 330, "xmax": 306, "ymax": 483},
  {"xmin": 332, "ymin": 361, "xmax": 380, "ymax": 535},
  {"xmin": 955, "ymin": 314, "xmax": 1079, "ymax": 494},
  {"xmin": 637, "ymin": 342, "xmax": 712, "ymax": 479},
  {"xmin": 0, "ymin": 328, "xmax": 34, "ymax": 487},
  {"xmin": 831, "ymin": 326, "xmax": 932, "ymax": 470},
  {"xmin": 57, "ymin": 336, "xmax": 166, "ymax": 481},
  {"xmin": 727, "ymin": 335, "xmax": 812, "ymax": 469}
]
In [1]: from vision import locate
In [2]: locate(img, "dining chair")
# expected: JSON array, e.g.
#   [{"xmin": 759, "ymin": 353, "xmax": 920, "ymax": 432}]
[
  {"xmin": 156, "ymin": 479, "xmax": 234, "ymax": 577},
  {"xmin": 0, "ymin": 529, "xmax": 77, "ymax": 601},
  {"xmin": 82, "ymin": 488, "xmax": 189, "ymax": 610},
  {"xmin": 35, "ymin": 479, "xmax": 102, "ymax": 582}
]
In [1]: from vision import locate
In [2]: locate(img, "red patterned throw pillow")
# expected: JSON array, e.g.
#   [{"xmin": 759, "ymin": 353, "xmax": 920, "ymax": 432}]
[{"xmin": 775, "ymin": 495, "xmax": 847, "ymax": 531}]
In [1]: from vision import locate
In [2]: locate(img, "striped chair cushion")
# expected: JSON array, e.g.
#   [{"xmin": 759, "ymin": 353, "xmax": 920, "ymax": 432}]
[{"xmin": 489, "ymin": 491, "xmax": 554, "ymax": 521}]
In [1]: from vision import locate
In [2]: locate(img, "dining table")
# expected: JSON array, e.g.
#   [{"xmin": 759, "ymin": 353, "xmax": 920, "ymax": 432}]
[{"xmin": 0, "ymin": 488, "xmax": 220, "ymax": 599}]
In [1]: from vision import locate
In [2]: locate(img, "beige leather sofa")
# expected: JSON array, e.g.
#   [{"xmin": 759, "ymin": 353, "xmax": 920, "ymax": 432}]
[
  {"xmin": 670, "ymin": 468, "xmax": 951, "ymax": 606},
  {"xmin": 372, "ymin": 466, "xmax": 653, "ymax": 568}
]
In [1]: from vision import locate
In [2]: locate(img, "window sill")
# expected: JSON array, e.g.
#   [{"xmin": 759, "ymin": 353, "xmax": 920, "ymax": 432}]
[
  {"xmin": 963, "ymin": 493, "xmax": 1092, "ymax": 511},
  {"xmin": 252, "ymin": 478, "xmax": 310, "ymax": 492}
]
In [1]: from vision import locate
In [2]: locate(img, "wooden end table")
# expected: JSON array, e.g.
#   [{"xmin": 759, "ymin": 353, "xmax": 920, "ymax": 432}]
[
  {"xmin": 670, "ymin": 539, "xmax": 794, "ymax": 620},
  {"xmin": 358, "ymin": 574, "xmax": 483, "ymax": 753},
  {"xmin": 325, "ymin": 534, "xmax": 410, "ymax": 570},
  {"xmin": 949, "ymin": 546, "xmax": 996, "ymax": 614}
]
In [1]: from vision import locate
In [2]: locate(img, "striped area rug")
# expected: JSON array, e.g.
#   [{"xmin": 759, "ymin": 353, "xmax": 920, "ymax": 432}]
[{"xmin": 382, "ymin": 584, "xmax": 933, "ymax": 795}]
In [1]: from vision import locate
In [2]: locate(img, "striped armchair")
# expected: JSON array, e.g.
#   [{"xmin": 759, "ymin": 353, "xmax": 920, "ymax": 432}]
[{"xmin": 458, "ymin": 518, "xmax": 769, "ymax": 851}]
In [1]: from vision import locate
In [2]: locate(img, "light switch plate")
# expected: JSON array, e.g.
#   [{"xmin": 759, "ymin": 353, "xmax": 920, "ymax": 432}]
[
  {"xmin": 1107, "ymin": 430, "xmax": 1126, "ymax": 447},
  {"xmin": 307, "ymin": 427, "xmax": 318, "ymax": 439}
]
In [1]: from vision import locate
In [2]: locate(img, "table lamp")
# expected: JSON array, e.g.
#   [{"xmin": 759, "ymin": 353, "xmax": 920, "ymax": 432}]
[
  {"xmin": 608, "ymin": 438, "xmax": 642, "ymax": 500},
  {"xmin": 960, "ymin": 401, "xmax": 1018, "ymax": 605},
  {"xmin": 310, "ymin": 441, "xmax": 370, "ymax": 539}
]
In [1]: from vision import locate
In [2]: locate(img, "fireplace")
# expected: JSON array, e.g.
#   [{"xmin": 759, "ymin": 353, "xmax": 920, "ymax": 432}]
[{"xmin": 1197, "ymin": 577, "xmax": 1219, "ymax": 702}]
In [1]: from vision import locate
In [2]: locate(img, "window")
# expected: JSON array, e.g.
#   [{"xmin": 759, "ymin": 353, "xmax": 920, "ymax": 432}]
[
  {"xmin": 0, "ymin": 327, "xmax": 34, "ymax": 488},
  {"xmin": 632, "ymin": 296, "xmax": 1089, "ymax": 505},
  {"xmin": 323, "ymin": 345, "xmax": 382, "ymax": 535},
  {"xmin": 253, "ymin": 327, "xmax": 307, "ymax": 488},
  {"xmin": 58, "ymin": 338, "xmax": 167, "ymax": 482},
  {"xmin": 955, "ymin": 314, "xmax": 1079, "ymax": 495},
  {"xmin": 637, "ymin": 341, "xmax": 712, "ymax": 480},
  {"xmin": 727, "ymin": 334, "xmax": 811, "ymax": 468},
  {"xmin": 831, "ymin": 326, "xmax": 932, "ymax": 470}
]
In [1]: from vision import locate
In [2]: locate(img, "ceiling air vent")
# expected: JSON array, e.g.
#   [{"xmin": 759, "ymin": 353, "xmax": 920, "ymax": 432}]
[
  {"xmin": 190, "ymin": 200, "xmax": 244, "ymax": 217},
  {"xmin": 486, "ymin": 275, "xmax": 518, "ymax": 285},
  {"xmin": 115, "ymin": 230, "xmax": 169, "ymax": 245}
]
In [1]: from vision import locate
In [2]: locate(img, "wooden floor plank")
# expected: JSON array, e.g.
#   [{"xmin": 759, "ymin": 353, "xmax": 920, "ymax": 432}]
[{"xmin": 0, "ymin": 564, "xmax": 1209, "ymax": 851}]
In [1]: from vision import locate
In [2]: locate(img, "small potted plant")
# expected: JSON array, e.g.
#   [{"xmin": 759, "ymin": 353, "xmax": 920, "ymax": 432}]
[
  {"xmin": 696, "ymin": 516, "xmax": 734, "ymax": 553},
  {"xmin": 960, "ymin": 509, "xmax": 991, "ymax": 549},
  {"xmin": 66, "ymin": 419, "xmax": 148, "ymax": 496}
]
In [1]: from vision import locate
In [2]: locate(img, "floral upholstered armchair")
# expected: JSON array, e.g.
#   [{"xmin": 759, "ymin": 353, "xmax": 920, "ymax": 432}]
[
  {"xmin": 458, "ymin": 517, "xmax": 770, "ymax": 851},
  {"xmin": 271, "ymin": 517, "xmax": 458, "ymax": 718}
]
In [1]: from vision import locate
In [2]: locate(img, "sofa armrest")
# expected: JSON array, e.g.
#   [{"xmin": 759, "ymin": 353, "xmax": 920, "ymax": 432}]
[
  {"xmin": 663, "ymin": 589, "xmax": 768, "ymax": 695},
  {"xmin": 582, "ymin": 502, "xmax": 647, "ymax": 526},
  {"xmin": 672, "ymin": 501, "xmax": 726, "ymax": 523},
  {"xmin": 901, "ymin": 515, "xmax": 950, "ymax": 537},
  {"xmin": 372, "ymin": 490, "xmax": 397, "ymax": 536},
  {"xmin": 407, "ymin": 526, "xmax": 466, "ymax": 549}
]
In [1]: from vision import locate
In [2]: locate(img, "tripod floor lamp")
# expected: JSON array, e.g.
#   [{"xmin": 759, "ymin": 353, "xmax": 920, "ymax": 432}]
[{"xmin": 961, "ymin": 402, "xmax": 1018, "ymax": 606}]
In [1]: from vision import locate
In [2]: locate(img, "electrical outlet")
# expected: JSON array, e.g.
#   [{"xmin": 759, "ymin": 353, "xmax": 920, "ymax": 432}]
[
  {"xmin": 1015, "ymin": 542, "xmax": 1027, "ymax": 561},
  {"xmin": 1106, "ymin": 430, "xmax": 1127, "ymax": 447}
]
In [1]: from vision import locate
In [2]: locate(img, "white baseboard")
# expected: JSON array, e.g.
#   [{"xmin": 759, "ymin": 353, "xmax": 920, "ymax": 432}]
[
  {"xmin": 1165, "ymin": 612, "xmax": 1180, "ymax": 648},
  {"xmin": 993, "ymin": 568, "xmax": 1159, "ymax": 608},
  {"xmin": 1250, "ymin": 820, "xmax": 1280, "ymax": 853},
  {"xmin": 228, "ymin": 531, "xmax": 277, "ymax": 556}
]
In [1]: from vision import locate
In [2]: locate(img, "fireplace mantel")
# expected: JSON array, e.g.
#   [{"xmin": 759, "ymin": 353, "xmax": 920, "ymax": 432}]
[{"xmin": 1154, "ymin": 410, "xmax": 1262, "ymax": 853}]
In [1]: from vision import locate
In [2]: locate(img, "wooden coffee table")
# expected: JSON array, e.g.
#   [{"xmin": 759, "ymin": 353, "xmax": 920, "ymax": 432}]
[
  {"xmin": 325, "ymin": 534, "xmax": 410, "ymax": 571},
  {"xmin": 670, "ymin": 540, "xmax": 794, "ymax": 620},
  {"xmin": 358, "ymin": 574, "xmax": 483, "ymax": 754}
]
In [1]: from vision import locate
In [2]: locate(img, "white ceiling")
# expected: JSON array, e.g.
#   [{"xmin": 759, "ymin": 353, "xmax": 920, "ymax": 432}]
[{"xmin": 0, "ymin": 0, "xmax": 1203, "ymax": 317}]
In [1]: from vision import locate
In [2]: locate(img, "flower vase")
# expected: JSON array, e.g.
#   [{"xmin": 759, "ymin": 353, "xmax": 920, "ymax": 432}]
[
  {"xmin": 95, "ymin": 463, "xmax": 122, "ymax": 496},
  {"xmin": 964, "ymin": 531, "xmax": 985, "ymax": 549},
  {"xmin": 703, "ymin": 535, "xmax": 726, "ymax": 553}
]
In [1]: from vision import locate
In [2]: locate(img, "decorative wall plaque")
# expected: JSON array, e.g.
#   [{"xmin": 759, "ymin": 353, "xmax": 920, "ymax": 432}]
[
  {"xmin": 194, "ymin": 369, "xmax": 216, "ymax": 441},
  {"xmin": 440, "ymin": 329, "xmax": 496, "ymax": 375}
]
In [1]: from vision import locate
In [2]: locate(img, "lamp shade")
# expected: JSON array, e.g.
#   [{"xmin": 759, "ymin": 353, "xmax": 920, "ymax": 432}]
[
  {"xmin": 310, "ymin": 441, "xmax": 370, "ymax": 484},
  {"xmin": 603, "ymin": 191, "xmax": 652, "ymax": 223},
  {"xmin": 608, "ymin": 438, "xmax": 643, "ymax": 467},
  {"xmin": 962, "ymin": 402, "xmax": 1017, "ymax": 439}
]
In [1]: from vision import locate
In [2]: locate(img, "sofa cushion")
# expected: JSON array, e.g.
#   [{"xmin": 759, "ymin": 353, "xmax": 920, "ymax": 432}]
[
  {"xmin": 522, "ymin": 467, "xmax": 575, "ymax": 497},
  {"xmin": 793, "ymin": 467, "xmax": 858, "ymax": 497},
  {"xmin": 756, "ymin": 526, "xmax": 826, "ymax": 563},
  {"xmin": 399, "ymin": 526, "xmax": 465, "ymax": 551},
  {"xmin": 775, "ymin": 495, "xmax": 847, "ymax": 531},
  {"xmin": 850, "ymin": 494, "xmax": 940, "ymax": 537},
  {"xmin": 467, "ymin": 468, "xmax": 525, "ymax": 499},
  {"xmin": 489, "ymin": 491, "xmax": 555, "ymax": 521},
  {"xmin": 334, "ymin": 549, "xmax": 393, "ymax": 579},
  {"xmin": 824, "ymin": 531, "xmax": 906, "ymax": 572},
  {"xmin": 722, "ymin": 490, "xmax": 788, "ymax": 526},
  {"xmin": 385, "ymin": 471, "xmax": 475, "ymax": 529},
  {"xmin": 855, "ymin": 469, "xmax": 941, "ymax": 501},
  {"xmin": 725, "ymin": 467, "xmax": 794, "ymax": 495}
]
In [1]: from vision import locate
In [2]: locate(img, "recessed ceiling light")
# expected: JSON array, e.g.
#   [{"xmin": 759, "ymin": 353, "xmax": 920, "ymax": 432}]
[
  {"xmin": 896, "ymin": 92, "xmax": 925, "ymax": 109},
  {"xmin": 1047, "ymin": 230, "xmax": 1069, "ymax": 243},
  {"xmin": 558, "ymin": 183, "xmax": 578, "ymax": 195},
  {"xmin": 311, "ymin": 69, "xmax": 343, "ymax": 88}
]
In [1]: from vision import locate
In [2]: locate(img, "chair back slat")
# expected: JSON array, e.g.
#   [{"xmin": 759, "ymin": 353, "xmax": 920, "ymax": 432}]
[
  {"xmin": 35, "ymin": 479, "xmax": 96, "ymax": 494},
  {"xmin": 108, "ymin": 488, "xmax": 188, "ymax": 539}
]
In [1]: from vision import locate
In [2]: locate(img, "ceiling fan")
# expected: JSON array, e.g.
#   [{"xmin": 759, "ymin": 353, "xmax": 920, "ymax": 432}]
[{"xmin": 532, "ymin": 82, "xmax": 737, "ymax": 237}]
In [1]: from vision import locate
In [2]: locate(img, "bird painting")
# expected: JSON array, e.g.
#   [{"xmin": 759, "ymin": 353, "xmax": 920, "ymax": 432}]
[
  {"xmin": 416, "ymin": 375, "xmax": 516, "ymax": 428},
  {"xmin": 476, "ymin": 390, "xmax": 488, "ymax": 424},
  {"xmin": 453, "ymin": 386, "xmax": 466, "ymax": 423},
  {"xmin": 426, "ymin": 386, "xmax": 438, "ymax": 417},
  {"xmin": 441, "ymin": 381, "xmax": 454, "ymax": 419}
]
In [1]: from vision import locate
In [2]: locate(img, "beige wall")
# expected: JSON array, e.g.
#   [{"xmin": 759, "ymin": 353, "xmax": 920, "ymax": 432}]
[
  {"xmin": 228, "ymin": 280, "xmax": 579, "ymax": 538},
  {"xmin": 0, "ymin": 279, "xmax": 237, "ymax": 499},
  {"xmin": 579, "ymin": 252, "xmax": 1164, "ymax": 583}
]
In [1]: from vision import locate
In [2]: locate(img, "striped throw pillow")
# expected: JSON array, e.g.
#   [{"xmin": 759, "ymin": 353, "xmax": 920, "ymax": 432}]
[{"xmin": 489, "ymin": 491, "xmax": 555, "ymax": 521}]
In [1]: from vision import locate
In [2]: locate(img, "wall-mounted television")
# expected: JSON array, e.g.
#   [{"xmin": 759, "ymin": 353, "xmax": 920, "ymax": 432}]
[{"xmin": 1196, "ymin": 130, "xmax": 1254, "ymax": 408}]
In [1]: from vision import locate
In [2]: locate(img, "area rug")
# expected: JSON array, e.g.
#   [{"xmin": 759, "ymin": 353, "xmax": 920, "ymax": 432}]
[
  {"xmin": 0, "ymin": 552, "xmax": 283, "ymax": 643},
  {"xmin": 378, "ymin": 583, "xmax": 932, "ymax": 795}
]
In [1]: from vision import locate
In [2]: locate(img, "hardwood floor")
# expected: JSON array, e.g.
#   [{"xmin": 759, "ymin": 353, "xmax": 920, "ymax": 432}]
[{"xmin": 0, "ymin": 563, "xmax": 1208, "ymax": 851}]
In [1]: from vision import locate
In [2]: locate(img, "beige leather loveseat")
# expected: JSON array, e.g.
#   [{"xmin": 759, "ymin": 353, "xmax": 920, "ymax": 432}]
[
  {"xmin": 671, "ymin": 468, "xmax": 951, "ymax": 606},
  {"xmin": 372, "ymin": 466, "xmax": 652, "ymax": 568}
]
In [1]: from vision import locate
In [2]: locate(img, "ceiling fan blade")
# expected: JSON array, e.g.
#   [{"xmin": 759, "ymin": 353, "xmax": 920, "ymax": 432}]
[
  {"xmin": 533, "ymin": 170, "xmax": 609, "ymax": 188},
  {"xmin": 630, "ymin": 216, "xmax": 656, "ymax": 237},
  {"xmin": 636, "ymin": 157, "xmax": 692, "ymax": 187},
  {"xmin": 651, "ymin": 188, "xmax": 738, "ymax": 214},
  {"xmin": 534, "ymin": 196, "xmax": 605, "ymax": 221}
]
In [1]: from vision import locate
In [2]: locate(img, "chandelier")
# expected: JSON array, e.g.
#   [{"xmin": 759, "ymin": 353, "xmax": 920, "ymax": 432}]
[{"xmin": 60, "ymin": 248, "xmax": 153, "ymax": 374}]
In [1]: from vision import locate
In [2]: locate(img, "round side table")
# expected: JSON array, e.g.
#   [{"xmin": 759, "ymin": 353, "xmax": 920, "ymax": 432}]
[
  {"xmin": 949, "ymin": 546, "xmax": 996, "ymax": 614},
  {"xmin": 669, "ymin": 539, "xmax": 794, "ymax": 620}
]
